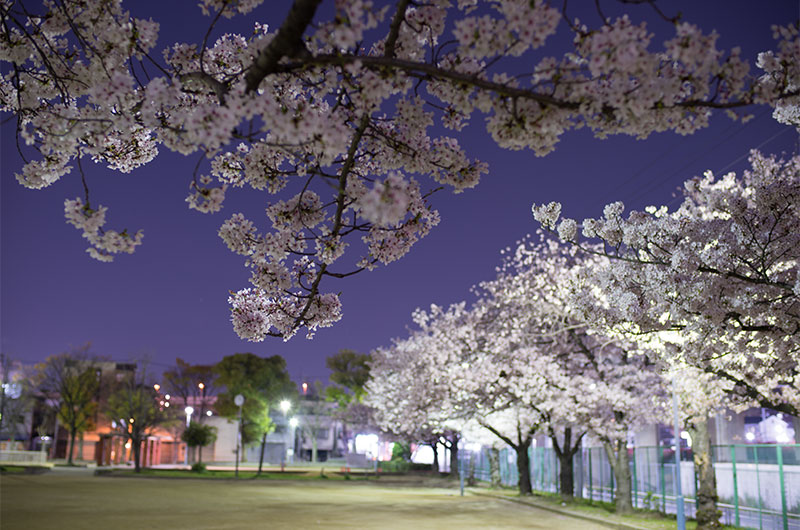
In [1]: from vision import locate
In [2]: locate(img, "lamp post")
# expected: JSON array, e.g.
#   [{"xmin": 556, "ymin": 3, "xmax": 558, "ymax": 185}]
[
  {"xmin": 234, "ymin": 394, "xmax": 244, "ymax": 478},
  {"xmin": 198, "ymin": 382, "xmax": 205, "ymax": 418},
  {"xmin": 184, "ymin": 406, "xmax": 194, "ymax": 467}
]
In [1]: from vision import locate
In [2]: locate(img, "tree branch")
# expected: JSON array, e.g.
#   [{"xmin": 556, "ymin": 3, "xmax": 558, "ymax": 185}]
[{"xmin": 244, "ymin": 0, "xmax": 322, "ymax": 93}]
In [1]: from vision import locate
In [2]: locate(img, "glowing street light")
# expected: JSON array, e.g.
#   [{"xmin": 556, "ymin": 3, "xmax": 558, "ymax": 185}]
[
  {"xmin": 153, "ymin": 383, "xmax": 160, "ymax": 392},
  {"xmin": 184, "ymin": 406, "xmax": 194, "ymax": 467},
  {"xmin": 280, "ymin": 400, "xmax": 291, "ymax": 414},
  {"xmin": 198, "ymin": 382, "xmax": 207, "ymax": 418}
]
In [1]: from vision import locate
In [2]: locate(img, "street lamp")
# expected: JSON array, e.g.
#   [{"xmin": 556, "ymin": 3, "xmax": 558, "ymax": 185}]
[
  {"xmin": 198, "ymin": 382, "xmax": 206, "ymax": 418},
  {"xmin": 184, "ymin": 406, "xmax": 194, "ymax": 467},
  {"xmin": 234, "ymin": 394, "xmax": 244, "ymax": 478}
]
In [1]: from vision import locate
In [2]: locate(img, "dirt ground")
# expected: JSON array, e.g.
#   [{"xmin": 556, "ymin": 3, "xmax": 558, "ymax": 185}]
[{"xmin": 1, "ymin": 467, "xmax": 608, "ymax": 529}]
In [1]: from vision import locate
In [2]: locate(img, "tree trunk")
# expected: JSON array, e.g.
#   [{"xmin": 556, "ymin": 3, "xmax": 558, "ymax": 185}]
[
  {"xmin": 311, "ymin": 436, "xmax": 318, "ymax": 463},
  {"xmin": 688, "ymin": 416, "xmax": 721, "ymax": 529},
  {"xmin": 133, "ymin": 436, "xmax": 142, "ymax": 472},
  {"xmin": 603, "ymin": 439, "xmax": 633, "ymax": 514},
  {"xmin": 516, "ymin": 439, "xmax": 532, "ymax": 495},
  {"xmin": 198, "ymin": 443, "xmax": 203, "ymax": 464},
  {"xmin": 258, "ymin": 432, "xmax": 267, "ymax": 475},
  {"xmin": 431, "ymin": 440, "xmax": 440, "ymax": 474},
  {"xmin": 449, "ymin": 433, "xmax": 459, "ymax": 477},
  {"xmin": 340, "ymin": 421, "xmax": 348, "ymax": 456},
  {"xmin": 489, "ymin": 447, "xmax": 501, "ymax": 488},
  {"xmin": 68, "ymin": 428, "xmax": 77, "ymax": 465},
  {"xmin": 557, "ymin": 450, "xmax": 575, "ymax": 501},
  {"xmin": 467, "ymin": 455, "xmax": 476, "ymax": 486},
  {"xmin": 51, "ymin": 415, "xmax": 60, "ymax": 460},
  {"xmin": 552, "ymin": 427, "xmax": 572, "ymax": 502}
]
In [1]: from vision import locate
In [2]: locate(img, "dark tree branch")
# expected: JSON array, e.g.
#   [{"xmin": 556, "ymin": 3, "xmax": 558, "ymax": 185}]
[{"xmin": 244, "ymin": 0, "xmax": 322, "ymax": 93}]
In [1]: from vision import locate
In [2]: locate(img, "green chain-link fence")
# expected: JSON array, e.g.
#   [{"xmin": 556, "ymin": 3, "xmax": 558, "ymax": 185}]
[{"xmin": 464, "ymin": 444, "xmax": 800, "ymax": 529}]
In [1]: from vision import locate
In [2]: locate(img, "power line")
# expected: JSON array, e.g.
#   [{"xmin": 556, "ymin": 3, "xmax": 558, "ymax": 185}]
[
  {"xmin": 618, "ymin": 111, "xmax": 776, "ymax": 208},
  {"xmin": 662, "ymin": 125, "xmax": 795, "ymax": 209}
]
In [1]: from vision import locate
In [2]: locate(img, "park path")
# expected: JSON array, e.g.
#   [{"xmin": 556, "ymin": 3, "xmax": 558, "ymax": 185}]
[{"xmin": 1, "ymin": 472, "xmax": 608, "ymax": 529}]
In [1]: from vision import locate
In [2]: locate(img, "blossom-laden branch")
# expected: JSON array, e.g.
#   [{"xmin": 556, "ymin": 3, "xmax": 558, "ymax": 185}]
[
  {"xmin": 533, "ymin": 151, "xmax": 800, "ymax": 414},
  {"xmin": 2, "ymin": 0, "xmax": 797, "ymax": 341}
]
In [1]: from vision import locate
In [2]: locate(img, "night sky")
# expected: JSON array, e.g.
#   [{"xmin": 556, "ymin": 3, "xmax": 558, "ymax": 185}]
[{"xmin": 1, "ymin": 1, "xmax": 797, "ymax": 384}]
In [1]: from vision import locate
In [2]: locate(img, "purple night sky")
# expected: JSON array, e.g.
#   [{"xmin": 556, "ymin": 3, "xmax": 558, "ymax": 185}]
[{"xmin": 1, "ymin": 1, "xmax": 797, "ymax": 383}]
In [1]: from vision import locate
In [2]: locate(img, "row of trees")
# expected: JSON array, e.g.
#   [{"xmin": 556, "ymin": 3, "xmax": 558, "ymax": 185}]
[
  {"xmin": 365, "ymin": 151, "xmax": 798, "ymax": 528},
  {"xmin": 2, "ymin": 343, "xmax": 376, "ymax": 473},
  {"xmin": 3, "ymin": 347, "xmax": 296, "ymax": 473}
]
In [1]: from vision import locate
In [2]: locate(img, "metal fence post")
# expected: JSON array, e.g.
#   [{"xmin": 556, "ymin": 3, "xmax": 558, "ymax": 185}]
[
  {"xmin": 459, "ymin": 454, "xmax": 464, "ymax": 497},
  {"xmin": 646, "ymin": 446, "xmax": 652, "ymax": 506},
  {"xmin": 632, "ymin": 447, "xmax": 637, "ymax": 508},
  {"xmin": 730, "ymin": 445, "xmax": 739, "ymax": 527},
  {"xmin": 777, "ymin": 445, "xmax": 788, "ymax": 530},
  {"xmin": 660, "ymin": 446, "xmax": 666, "ymax": 512},
  {"xmin": 588, "ymin": 448, "xmax": 593, "ymax": 501},
  {"xmin": 755, "ymin": 446, "xmax": 763, "ymax": 530}
]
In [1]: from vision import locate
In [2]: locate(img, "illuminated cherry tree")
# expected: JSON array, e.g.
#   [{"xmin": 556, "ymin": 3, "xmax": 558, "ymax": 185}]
[
  {"xmin": 368, "ymin": 249, "xmax": 670, "ymax": 507},
  {"xmin": 534, "ymin": 150, "xmax": 800, "ymax": 417},
  {"xmin": 366, "ymin": 301, "xmax": 547, "ymax": 493},
  {"xmin": 478, "ymin": 234, "xmax": 669, "ymax": 511},
  {"xmin": 365, "ymin": 334, "xmax": 463, "ymax": 475},
  {"xmin": 2, "ymin": 0, "xmax": 797, "ymax": 340}
]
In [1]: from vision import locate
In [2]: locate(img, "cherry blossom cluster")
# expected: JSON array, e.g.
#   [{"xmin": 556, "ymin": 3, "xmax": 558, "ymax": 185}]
[
  {"xmin": 534, "ymin": 150, "xmax": 800, "ymax": 415},
  {"xmin": 64, "ymin": 198, "xmax": 144, "ymax": 262},
  {"xmin": 3, "ymin": 0, "xmax": 797, "ymax": 340},
  {"xmin": 367, "ymin": 235, "xmax": 670, "ymax": 465}
]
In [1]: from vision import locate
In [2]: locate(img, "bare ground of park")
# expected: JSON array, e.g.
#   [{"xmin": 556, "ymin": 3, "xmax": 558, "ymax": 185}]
[{"xmin": 1, "ymin": 467, "xmax": 608, "ymax": 529}]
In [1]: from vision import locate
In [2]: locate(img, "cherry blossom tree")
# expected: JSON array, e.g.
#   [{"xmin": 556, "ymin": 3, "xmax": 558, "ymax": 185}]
[
  {"xmin": 408, "ymin": 301, "xmax": 557, "ymax": 493},
  {"xmin": 365, "ymin": 337, "xmax": 462, "ymax": 475},
  {"xmin": 2, "ymin": 0, "xmax": 797, "ymax": 341},
  {"xmin": 534, "ymin": 150, "xmax": 800, "ymax": 417},
  {"xmin": 479, "ymin": 234, "xmax": 669, "ymax": 511},
  {"xmin": 367, "ymin": 233, "xmax": 671, "ymax": 506}
]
